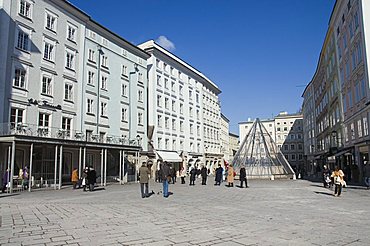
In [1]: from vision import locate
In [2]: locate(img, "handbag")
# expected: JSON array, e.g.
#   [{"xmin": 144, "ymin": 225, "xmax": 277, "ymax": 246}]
[{"xmin": 334, "ymin": 176, "xmax": 341, "ymax": 185}]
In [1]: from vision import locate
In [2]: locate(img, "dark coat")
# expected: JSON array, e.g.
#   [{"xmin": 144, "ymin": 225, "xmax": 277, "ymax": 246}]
[
  {"xmin": 201, "ymin": 167, "xmax": 207, "ymax": 178},
  {"xmin": 161, "ymin": 164, "xmax": 170, "ymax": 181},
  {"xmin": 190, "ymin": 168, "xmax": 197, "ymax": 181},
  {"xmin": 139, "ymin": 165, "xmax": 150, "ymax": 184},
  {"xmin": 2, "ymin": 171, "xmax": 9, "ymax": 185},
  {"xmin": 87, "ymin": 169, "xmax": 97, "ymax": 184},
  {"xmin": 240, "ymin": 167, "xmax": 246, "ymax": 179},
  {"xmin": 215, "ymin": 167, "xmax": 223, "ymax": 182}
]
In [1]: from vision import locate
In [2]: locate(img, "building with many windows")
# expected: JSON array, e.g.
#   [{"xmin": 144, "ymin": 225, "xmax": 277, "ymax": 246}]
[
  {"xmin": 220, "ymin": 113, "xmax": 230, "ymax": 164},
  {"xmin": 138, "ymin": 40, "xmax": 222, "ymax": 174},
  {"xmin": 302, "ymin": 0, "xmax": 370, "ymax": 182},
  {"xmin": 239, "ymin": 112, "xmax": 304, "ymax": 172},
  {"xmin": 0, "ymin": 0, "xmax": 149, "ymax": 193}
]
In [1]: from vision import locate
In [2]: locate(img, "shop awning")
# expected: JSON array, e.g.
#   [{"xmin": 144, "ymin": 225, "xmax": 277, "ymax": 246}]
[
  {"xmin": 334, "ymin": 149, "xmax": 352, "ymax": 157},
  {"xmin": 156, "ymin": 151, "xmax": 182, "ymax": 162}
]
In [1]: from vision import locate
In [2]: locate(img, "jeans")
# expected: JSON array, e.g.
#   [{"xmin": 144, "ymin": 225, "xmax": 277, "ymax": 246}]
[
  {"xmin": 335, "ymin": 184, "xmax": 342, "ymax": 196},
  {"xmin": 202, "ymin": 177, "xmax": 207, "ymax": 185},
  {"xmin": 163, "ymin": 180, "xmax": 169, "ymax": 197},
  {"xmin": 140, "ymin": 183, "xmax": 149, "ymax": 198}
]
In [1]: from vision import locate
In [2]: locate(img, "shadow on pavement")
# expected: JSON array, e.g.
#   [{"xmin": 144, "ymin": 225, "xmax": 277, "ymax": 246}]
[
  {"xmin": 314, "ymin": 191, "xmax": 334, "ymax": 197},
  {"xmin": 0, "ymin": 193, "xmax": 20, "ymax": 198}
]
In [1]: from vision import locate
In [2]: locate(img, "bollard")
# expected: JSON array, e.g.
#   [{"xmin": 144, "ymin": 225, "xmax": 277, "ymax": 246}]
[
  {"xmin": 270, "ymin": 175, "xmax": 274, "ymax": 180},
  {"xmin": 293, "ymin": 174, "xmax": 296, "ymax": 180}
]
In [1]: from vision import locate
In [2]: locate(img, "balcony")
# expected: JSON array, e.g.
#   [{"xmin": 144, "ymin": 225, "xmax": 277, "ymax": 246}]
[{"xmin": 0, "ymin": 123, "xmax": 141, "ymax": 147}]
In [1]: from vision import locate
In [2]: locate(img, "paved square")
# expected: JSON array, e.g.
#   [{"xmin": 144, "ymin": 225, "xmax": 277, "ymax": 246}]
[{"xmin": 1, "ymin": 179, "xmax": 369, "ymax": 246}]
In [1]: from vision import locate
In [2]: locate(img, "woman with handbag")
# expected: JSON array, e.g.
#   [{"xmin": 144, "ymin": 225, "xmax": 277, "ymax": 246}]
[{"xmin": 331, "ymin": 166, "xmax": 344, "ymax": 197}]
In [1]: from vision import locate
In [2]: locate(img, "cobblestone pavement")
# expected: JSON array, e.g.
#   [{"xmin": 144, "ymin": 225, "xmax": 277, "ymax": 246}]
[{"xmin": 1, "ymin": 179, "xmax": 370, "ymax": 246}]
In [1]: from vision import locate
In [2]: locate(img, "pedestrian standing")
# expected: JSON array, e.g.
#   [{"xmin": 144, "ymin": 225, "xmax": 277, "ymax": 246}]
[
  {"xmin": 239, "ymin": 165, "xmax": 248, "ymax": 188},
  {"xmin": 2, "ymin": 168, "xmax": 10, "ymax": 193},
  {"xmin": 170, "ymin": 166, "xmax": 176, "ymax": 184},
  {"xmin": 201, "ymin": 165, "xmax": 207, "ymax": 185},
  {"xmin": 189, "ymin": 167, "xmax": 196, "ymax": 185},
  {"xmin": 227, "ymin": 164, "xmax": 235, "ymax": 187},
  {"xmin": 139, "ymin": 162, "xmax": 150, "ymax": 198},
  {"xmin": 180, "ymin": 167, "xmax": 186, "ymax": 184},
  {"xmin": 22, "ymin": 166, "xmax": 29, "ymax": 190},
  {"xmin": 87, "ymin": 167, "xmax": 97, "ymax": 192},
  {"xmin": 331, "ymin": 166, "xmax": 344, "ymax": 197},
  {"xmin": 161, "ymin": 162, "xmax": 170, "ymax": 198},
  {"xmin": 214, "ymin": 165, "xmax": 223, "ymax": 185},
  {"xmin": 82, "ymin": 167, "xmax": 88, "ymax": 192},
  {"xmin": 363, "ymin": 161, "xmax": 370, "ymax": 189},
  {"xmin": 71, "ymin": 168, "xmax": 79, "ymax": 189}
]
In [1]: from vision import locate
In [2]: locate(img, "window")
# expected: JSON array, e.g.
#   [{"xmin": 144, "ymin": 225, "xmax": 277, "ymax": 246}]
[
  {"xmin": 157, "ymin": 138, "xmax": 162, "ymax": 149},
  {"xmin": 87, "ymin": 99, "xmax": 94, "ymax": 114},
  {"xmin": 67, "ymin": 25, "xmax": 76, "ymax": 41},
  {"xmin": 165, "ymin": 98, "xmax": 169, "ymax": 109},
  {"xmin": 101, "ymin": 76, "xmax": 107, "ymax": 90},
  {"xmin": 41, "ymin": 75, "xmax": 52, "ymax": 95},
  {"xmin": 290, "ymin": 144, "xmax": 295, "ymax": 150},
  {"xmin": 170, "ymin": 67, "xmax": 174, "ymax": 75},
  {"xmin": 45, "ymin": 12, "xmax": 57, "ymax": 31},
  {"xmin": 157, "ymin": 95, "xmax": 162, "ymax": 107},
  {"xmin": 165, "ymin": 117, "xmax": 169, "ymax": 129},
  {"xmin": 189, "ymin": 107, "xmax": 193, "ymax": 118},
  {"xmin": 197, "ymin": 110, "xmax": 200, "ymax": 120},
  {"xmin": 65, "ymin": 51, "xmax": 75, "ymax": 70},
  {"xmin": 138, "ymin": 112, "xmax": 143, "ymax": 125},
  {"xmin": 19, "ymin": 0, "xmax": 31, "ymax": 18},
  {"xmin": 64, "ymin": 83, "xmax": 73, "ymax": 101},
  {"xmin": 180, "ymin": 103, "xmax": 183, "ymax": 114},
  {"xmin": 157, "ymin": 115, "xmax": 162, "ymax": 127},
  {"xmin": 172, "ymin": 100, "xmax": 175, "ymax": 111},
  {"xmin": 180, "ymin": 121, "xmax": 184, "ymax": 132},
  {"xmin": 197, "ymin": 126, "xmax": 200, "ymax": 135},
  {"xmin": 291, "ymin": 154, "xmax": 296, "ymax": 160},
  {"xmin": 164, "ymin": 78, "xmax": 168, "ymax": 89},
  {"xmin": 38, "ymin": 113, "xmax": 50, "ymax": 127},
  {"xmin": 190, "ymin": 124, "xmax": 193, "ymax": 134},
  {"xmin": 88, "ymin": 71, "xmax": 94, "ymax": 85},
  {"xmin": 351, "ymin": 123, "xmax": 355, "ymax": 140},
  {"xmin": 156, "ymin": 59, "xmax": 160, "ymax": 68},
  {"xmin": 172, "ymin": 119, "xmax": 176, "ymax": 130},
  {"xmin": 165, "ymin": 139, "xmax": 169, "ymax": 150},
  {"xmin": 101, "ymin": 55, "xmax": 108, "ymax": 67},
  {"xmin": 10, "ymin": 108, "xmax": 24, "ymax": 126},
  {"xmin": 138, "ymin": 90, "xmax": 143, "ymax": 102},
  {"xmin": 358, "ymin": 119, "xmax": 363, "ymax": 138},
  {"xmin": 43, "ymin": 42, "xmax": 54, "ymax": 61},
  {"xmin": 364, "ymin": 117, "xmax": 369, "ymax": 136},
  {"xmin": 62, "ymin": 117, "xmax": 71, "ymax": 136},
  {"xmin": 100, "ymin": 102, "xmax": 107, "ymax": 117},
  {"xmin": 157, "ymin": 75, "xmax": 161, "ymax": 86},
  {"xmin": 122, "ymin": 65, "xmax": 127, "ymax": 76},
  {"xmin": 284, "ymin": 145, "xmax": 288, "ymax": 151},
  {"xmin": 171, "ymin": 81, "xmax": 175, "ymax": 92},
  {"xmin": 179, "ymin": 85, "xmax": 183, "ymax": 95},
  {"xmin": 189, "ymin": 90, "xmax": 193, "ymax": 100},
  {"xmin": 172, "ymin": 140, "xmax": 176, "ymax": 151},
  {"xmin": 121, "ymin": 108, "xmax": 127, "ymax": 122},
  {"xmin": 122, "ymin": 84, "xmax": 127, "ymax": 97},
  {"xmin": 16, "ymin": 30, "xmax": 29, "ymax": 51},
  {"xmin": 180, "ymin": 140, "xmax": 184, "ymax": 150},
  {"xmin": 196, "ymin": 94, "xmax": 199, "ymax": 103},
  {"xmin": 14, "ymin": 68, "xmax": 26, "ymax": 88},
  {"xmin": 298, "ymin": 144, "xmax": 303, "ymax": 150},
  {"xmin": 88, "ymin": 49, "xmax": 95, "ymax": 62},
  {"xmin": 138, "ymin": 72, "xmax": 143, "ymax": 82}
]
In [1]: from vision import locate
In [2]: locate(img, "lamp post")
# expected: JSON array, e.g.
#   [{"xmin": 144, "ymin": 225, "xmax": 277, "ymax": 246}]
[{"xmin": 128, "ymin": 64, "xmax": 139, "ymax": 141}]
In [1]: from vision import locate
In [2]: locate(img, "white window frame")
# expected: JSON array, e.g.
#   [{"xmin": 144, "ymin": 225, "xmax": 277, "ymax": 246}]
[
  {"xmin": 122, "ymin": 83, "xmax": 128, "ymax": 97},
  {"xmin": 64, "ymin": 83, "xmax": 73, "ymax": 101},
  {"xmin": 10, "ymin": 107, "xmax": 24, "ymax": 126},
  {"xmin": 88, "ymin": 71, "xmax": 95, "ymax": 85},
  {"xmin": 41, "ymin": 73, "xmax": 53, "ymax": 96},
  {"xmin": 43, "ymin": 38, "xmax": 55, "ymax": 62},
  {"xmin": 18, "ymin": 0, "xmax": 32, "ymax": 19},
  {"xmin": 65, "ymin": 49, "xmax": 75, "ymax": 70},
  {"xmin": 16, "ymin": 27, "xmax": 30, "ymax": 51},
  {"xmin": 66, "ymin": 23, "xmax": 77, "ymax": 42},
  {"xmin": 101, "ymin": 55, "xmax": 108, "ymax": 68},
  {"xmin": 100, "ymin": 102, "xmax": 107, "ymax": 117},
  {"xmin": 138, "ymin": 112, "xmax": 143, "ymax": 125},
  {"xmin": 101, "ymin": 75, "xmax": 107, "ymax": 90},
  {"xmin": 122, "ymin": 65, "xmax": 127, "ymax": 76},
  {"xmin": 45, "ymin": 10, "xmax": 57, "ymax": 32},
  {"xmin": 138, "ymin": 90, "xmax": 143, "ymax": 102},
  {"xmin": 13, "ymin": 66, "xmax": 27, "ymax": 89},
  {"xmin": 87, "ymin": 98, "xmax": 94, "ymax": 114},
  {"xmin": 88, "ymin": 49, "xmax": 95, "ymax": 62},
  {"xmin": 121, "ymin": 107, "xmax": 128, "ymax": 122}
]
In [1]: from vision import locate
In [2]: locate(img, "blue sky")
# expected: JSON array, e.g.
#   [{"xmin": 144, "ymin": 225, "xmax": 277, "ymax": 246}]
[{"xmin": 69, "ymin": 0, "xmax": 335, "ymax": 134}]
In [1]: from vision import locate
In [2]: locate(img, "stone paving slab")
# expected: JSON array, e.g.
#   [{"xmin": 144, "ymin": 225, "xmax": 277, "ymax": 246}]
[{"xmin": 1, "ymin": 179, "xmax": 370, "ymax": 245}]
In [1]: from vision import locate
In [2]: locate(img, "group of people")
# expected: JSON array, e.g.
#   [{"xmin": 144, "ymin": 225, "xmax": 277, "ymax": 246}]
[
  {"xmin": 138, "ymin": 162, "xmax": 249, "ymax": 199},
  {"xmin": 71, "ymin": 166, "xmax": 97, "ymax": 192},
  {"xmin": 322, "ymin": 165, "xmax": 346, "ymax": 197},
  {"xmin": 2, "ymin": 167, "xmax": 29, "ymax": 193}
]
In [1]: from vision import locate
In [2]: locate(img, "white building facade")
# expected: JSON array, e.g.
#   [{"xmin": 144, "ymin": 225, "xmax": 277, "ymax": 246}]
[
  {"xmin": 0, "ymin": 0, "xmax": 149, "ymax": 193},
  {"xmin": 138, "ymin": 40, "xmax": 222, "ymax": 174},
  {"xmin": 220, "ymin": 113, "xmax": 230, "ymax": 164}
]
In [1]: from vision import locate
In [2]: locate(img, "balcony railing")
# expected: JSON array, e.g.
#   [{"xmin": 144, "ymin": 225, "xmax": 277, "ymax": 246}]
[{"xmin": 0, "ymin": 122, "xmax": 141, "ymax": 147}]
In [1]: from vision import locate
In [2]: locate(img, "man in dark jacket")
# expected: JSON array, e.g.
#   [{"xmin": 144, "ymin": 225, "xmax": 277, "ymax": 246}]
[
  {"xmin": 201, "ymin": 165, "xmax": 208, "ymax": 185},
  {"xmin": 139, "ymin": 162, "xmax": 150, "ymax": 198},
  {"xmin": 214, "ymin": 165, "xmax": 223, "ymax": 186},
  {"xmin": 189, "ymin": 167, "xmax": 197, "ymax": 185},
  {"xmin": 161, "ymin": 162, "xmax": 170, "ymax": 198},
  {"xmin": 239, "ymin": 165, "xmax": 248, "ymax": 188},
  {"xmin": 87, "ymin": 167, "xmax": 97, "ymax": 191}
]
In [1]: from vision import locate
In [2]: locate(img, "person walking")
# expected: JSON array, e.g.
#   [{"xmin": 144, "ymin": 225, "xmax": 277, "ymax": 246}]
[
  {"xmin": 170, "ymin": 166, "xmax": 176, "ymax": 184},
  {"xmin": 87, "ymin": 167, "xmax": 97, "ymax": 192},
  {"xmin": 364, "ymin": 161, "xmax": 370, "ymax": 189},
  {"xmin": 331, "ymin": 166, "xmax": 344, "ymax": 197},
  {"xmin": 139, "ymin": 162, "xmax": 150, "ymax": 198},
  {"xmin": 239, "ymin": 165, "xmax": 248, "ymax": 188},
  {"xmin": 22, "ymin": 166, "xmax": 29, "ymax": 190},
  {"xmin": 227, "ymin": 164, "xmax": 235, "ymax": 187},
  {"xmin": 201, "ymin": 165, "xmax": 208, "ymax": 185},
  {"xmin": 180, "ymin": 166, "xmax": 186, "ymax": 184},
  {"xmin": 189, "ymin": 167, "xmax": 196, "ymax": 186},
  {"xmin": 161, "ymin": 162, "xmax": 170, "ymax": 198},
  {"xmin": 214, "ymin": 164, "xmax": 223, "ymax": 185},
  {"xmin": 2, "ymin": 168, "xmax": 10, "ymax": 193},
  {"xmin": 82, "ymin": 167, "xmax": 88, "ymax": 192},
  {"xmin": 71, "ymin": 168, "xmax": 79, "ymax": 189}
]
